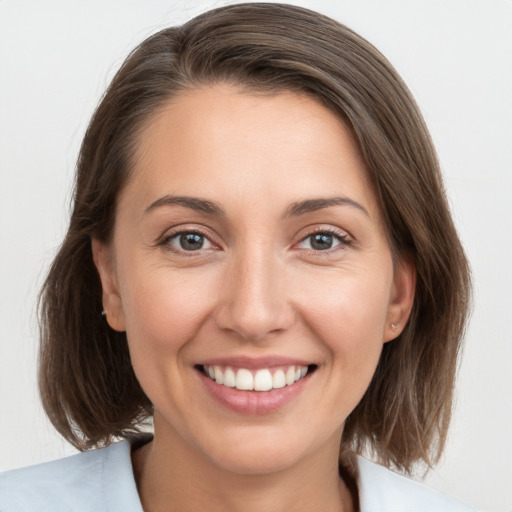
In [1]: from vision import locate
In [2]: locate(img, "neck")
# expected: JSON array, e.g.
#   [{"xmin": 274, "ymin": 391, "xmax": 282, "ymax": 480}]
[{"xmin": 132, "ymin": 423, "xmax": 356, "ymax": 512}]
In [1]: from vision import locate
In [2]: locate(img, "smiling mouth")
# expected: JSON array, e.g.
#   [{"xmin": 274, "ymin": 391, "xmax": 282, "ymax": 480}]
[{"xmin": 196, "ymin": 364, "xmax": 317, "ymax": 392}]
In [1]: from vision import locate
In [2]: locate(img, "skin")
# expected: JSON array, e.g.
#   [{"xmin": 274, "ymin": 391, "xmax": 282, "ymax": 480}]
[{"xmin": 93, "ymin": 85, "xmax": 415, "ymax": 512}]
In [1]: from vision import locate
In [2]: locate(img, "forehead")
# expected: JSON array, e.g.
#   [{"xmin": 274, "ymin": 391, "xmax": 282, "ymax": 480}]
[{"xmin": 123, "ymin": 85, "xmax": 380, "ymax": 220}]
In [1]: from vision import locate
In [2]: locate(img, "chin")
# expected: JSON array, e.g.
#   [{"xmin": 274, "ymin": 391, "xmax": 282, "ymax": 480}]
[
  {"xmin": 208, "ymin": 444, "xmax": 302, "ymax": 475},
  {"xmin": 196, "ymin": 425, "xmax": 324, "ymax": 476}
]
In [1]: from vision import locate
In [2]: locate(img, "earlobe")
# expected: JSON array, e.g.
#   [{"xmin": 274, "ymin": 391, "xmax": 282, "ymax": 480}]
[
  {"xmin": 384, "ymin": 258, "xmax": 416, "ymax": 343},
  {"xmin": 91, "ymin": 238, "xmax": 126, "ymax": 332}
]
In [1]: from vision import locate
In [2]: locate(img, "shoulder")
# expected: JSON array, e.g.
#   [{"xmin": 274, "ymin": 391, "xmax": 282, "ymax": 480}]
[
  {"xmin": 356, "ymin": 456, "xmax": 478, "ymax": 512},
  {"xmin": 0, "ymin": 439, "xmax": 143, "ymax": 512}
]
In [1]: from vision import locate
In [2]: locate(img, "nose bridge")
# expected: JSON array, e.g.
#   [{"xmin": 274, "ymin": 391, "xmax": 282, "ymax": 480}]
[{"xmin": 216, "ymin": 239, "xmax": 292, "ymax": 341}]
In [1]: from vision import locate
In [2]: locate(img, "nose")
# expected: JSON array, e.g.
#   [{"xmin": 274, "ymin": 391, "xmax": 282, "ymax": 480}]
[{"xmin": 214, "ymin": 247, "xmax": 295, "ymax": 343}]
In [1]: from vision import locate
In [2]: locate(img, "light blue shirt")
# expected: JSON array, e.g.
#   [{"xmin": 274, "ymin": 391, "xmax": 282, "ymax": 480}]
[{"xmin": 0, "ymin": 438, "xmax": 476, "ymax": 511}]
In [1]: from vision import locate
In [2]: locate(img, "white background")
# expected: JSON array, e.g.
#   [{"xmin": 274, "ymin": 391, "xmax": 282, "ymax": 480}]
[{"xmin": 0, "ymin": 1, "xmax": 511, "ymax": 510}]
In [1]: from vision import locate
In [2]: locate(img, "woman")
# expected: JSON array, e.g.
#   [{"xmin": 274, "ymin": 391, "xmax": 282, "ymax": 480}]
[{"xmin": 0, "ymin": 3, "xmax": 474, "ymax": 511}]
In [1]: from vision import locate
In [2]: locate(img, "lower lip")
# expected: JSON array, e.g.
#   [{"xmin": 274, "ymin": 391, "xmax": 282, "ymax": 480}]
[{"xmin": 196, "ymin": 369, "xmax": 311, "ymax": 414}]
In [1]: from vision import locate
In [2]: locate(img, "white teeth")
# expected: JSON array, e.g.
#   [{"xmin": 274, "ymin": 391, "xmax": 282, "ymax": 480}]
[
  {"xmin": 214, "ymin": 366, "xmax": 224, "ymax": 385},
  {"xmin": 223, "ymin": 367, "xmax": 236, "ymax": 387},
  {"xmin": 204, "ymin": 364, "xmax": 310, "ymax": 391},
  {"xmin": 254, "ymin": 369, "xmax": 273, "ymax": 391},
  {"xmin": 285, "ymin": 366, "xmax": 296, "ymax": 385},
  {"xmin": 272, "ymin": 369, "xmax": 286, "ymax": 389},
  {"xmin": 236, "ymin": 368, "xmax": 254, "ymax": 390}
]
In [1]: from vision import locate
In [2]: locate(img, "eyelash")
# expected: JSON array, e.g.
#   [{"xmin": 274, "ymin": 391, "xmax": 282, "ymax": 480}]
[
  {"xmin": 297, "ymin": 227, "xmax": 351, "ymax": 254},
  {"xmin": 158, "ymin": 227, "xmax": 351, "ymax": 256},
  {"xmin": 159, "ymin": 228, "xmax": 216, "ymax": 256}
]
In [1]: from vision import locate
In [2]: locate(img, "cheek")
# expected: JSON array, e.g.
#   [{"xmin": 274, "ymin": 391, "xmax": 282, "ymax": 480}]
[
  {"xmin": 119, "ymin": 262, "xmax": 219, "ymax": 353},
  {"xmin": 117, "ymin": 262, "xmax": 222, "ymax": 409},
  {"xmin": 298, "ymin": 268, "xmax": 392, "ymax": 346},
  {"xmin": 295, "ymin": 267, "xmax": 392, "ymax": 401}
]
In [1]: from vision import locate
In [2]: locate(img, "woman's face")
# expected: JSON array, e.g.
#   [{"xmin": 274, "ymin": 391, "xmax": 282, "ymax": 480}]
[{"xmin": 94, "ymin": 85, "xmax": 413, "ymax": 474}]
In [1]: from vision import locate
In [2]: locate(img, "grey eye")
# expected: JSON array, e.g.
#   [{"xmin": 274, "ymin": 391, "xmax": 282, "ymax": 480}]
[
  {"xmin": 169, "ymin": 232, "xmax": 213, "ymax": 251},
  {"xmin": 311, "ymin": 233, "xmax": 335, "ymax": 250},
  {"xmin": 299, "ymin": 232, "xmax": 344, "ymax": 251}
]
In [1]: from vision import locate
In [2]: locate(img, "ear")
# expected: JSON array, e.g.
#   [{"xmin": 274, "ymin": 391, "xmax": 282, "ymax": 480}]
[
  {"xmin": 384, "ymin": 257, "xmax": 416, "ymax": 342},
  {"xmin": 91, "ymin": 238, "xmax": 126, "ymax": 332}
]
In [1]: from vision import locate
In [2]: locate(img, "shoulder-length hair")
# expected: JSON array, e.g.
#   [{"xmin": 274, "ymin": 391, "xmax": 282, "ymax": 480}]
[{"xmin": 39, "ymin": 2, "xmax": 471, "ymax": 473}]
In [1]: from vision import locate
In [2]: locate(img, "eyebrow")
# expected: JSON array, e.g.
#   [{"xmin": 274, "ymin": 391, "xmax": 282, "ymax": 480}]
[
  {"xmin": 144, "ymin": 194, "xmax": 369, "ymax": 218},
  {"xmin": 284, "ymin": 197, "xmax": 369, "ymax": 218},
  {"xmin": 144, "ymin": 195, "xmax": 225, "ymax": 216}
]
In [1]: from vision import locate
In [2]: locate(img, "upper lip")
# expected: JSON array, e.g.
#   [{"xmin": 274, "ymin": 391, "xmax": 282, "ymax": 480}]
[{"xmin": 197, "ymin": 356, "xmax": 314, "ymax": 369}]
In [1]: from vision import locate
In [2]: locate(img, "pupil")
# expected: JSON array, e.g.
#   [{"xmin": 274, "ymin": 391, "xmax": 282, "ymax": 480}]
[
  {"xmin": 311, "ymin": 233, "xmax": 333, "ymax": 250},
  {"xmin": 180, "ymin": 233, "xmax": 204, "ymax": 251}
]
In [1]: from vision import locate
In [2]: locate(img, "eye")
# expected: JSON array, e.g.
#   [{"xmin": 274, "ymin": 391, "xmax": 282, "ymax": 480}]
[
  {"xmin": 298, "ymin": 230, "xmax": 349, "ymax": 251},
  {"xmin": 166, "ymin": 231, "xmax": 214, "ymax": 252}
]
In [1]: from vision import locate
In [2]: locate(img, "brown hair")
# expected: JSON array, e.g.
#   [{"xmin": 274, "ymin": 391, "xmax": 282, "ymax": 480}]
[{"xmin": 39, "ymin": 2, "xmax": 471, "ymax": 472}]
